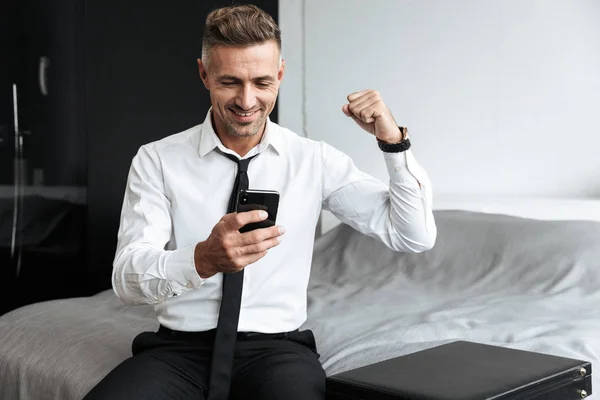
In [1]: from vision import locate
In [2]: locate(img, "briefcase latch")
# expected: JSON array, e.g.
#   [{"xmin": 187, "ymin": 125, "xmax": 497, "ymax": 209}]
[
  {"xmin": 579, "ymin": 367, "xmax": 587, "ymax": 377},
  {"xmin": 578, "ymin": 389, "xmax": 588, "ymax": 398}
]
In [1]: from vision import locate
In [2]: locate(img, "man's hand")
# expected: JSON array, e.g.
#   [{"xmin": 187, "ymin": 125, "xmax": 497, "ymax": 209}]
[
  {"xmin": 194, "ymin": 210, "xmax": 284, "ymax": 279},
  {"xmin": 342, "ymin": 89, "xmax": 402, "ymax": 143}
]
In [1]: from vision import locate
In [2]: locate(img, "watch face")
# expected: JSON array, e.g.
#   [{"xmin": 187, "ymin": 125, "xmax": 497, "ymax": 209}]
[{"xmin": 400, "ymin": 126, "xmax": 408, "ymax": 140}]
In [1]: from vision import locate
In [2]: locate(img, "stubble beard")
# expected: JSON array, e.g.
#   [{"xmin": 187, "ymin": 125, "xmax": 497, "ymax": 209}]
[{"xmin": 223, "ymin": 111, "xmax": 265, "ymax": 138}]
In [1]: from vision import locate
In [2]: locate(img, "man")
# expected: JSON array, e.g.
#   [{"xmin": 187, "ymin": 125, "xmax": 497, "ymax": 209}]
[{"xmin": 84, "ymin": 4, "xmax": 436, "ymax": 400}]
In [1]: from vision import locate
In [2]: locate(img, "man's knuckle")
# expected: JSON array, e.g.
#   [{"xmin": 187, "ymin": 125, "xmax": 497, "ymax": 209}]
[
  {"xmin": 257, "ymin": 242, "xmax": 269, "ymax": 252},
  {"xmin": 225, "ymin": 247, "xmax": 237, "ymax": 260},
  {"xmin": 250, "ymin": 231, "xmax": 262, "ymax": 243},
  {"xmin": 221, "ymin": 237, "xmax": 233, "ymax": 249},
  {"xmin": 235, "ymin": 214, "xmax": 244, "ymax": 225}
]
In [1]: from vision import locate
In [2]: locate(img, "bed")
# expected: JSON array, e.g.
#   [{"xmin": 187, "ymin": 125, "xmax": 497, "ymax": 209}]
[{"xmin": 1, "ymin": 198, "xmax": 599, "ymax": 399}]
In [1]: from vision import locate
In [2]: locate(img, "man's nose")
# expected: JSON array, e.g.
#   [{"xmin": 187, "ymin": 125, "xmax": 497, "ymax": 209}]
[{"xmin": 236, "ymin": 84, "xmax": 257, "ymax": 111}]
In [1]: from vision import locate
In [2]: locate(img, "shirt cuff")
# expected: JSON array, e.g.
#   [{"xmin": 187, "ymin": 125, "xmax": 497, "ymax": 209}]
[
  {"xmin": 165, "ymin": 243, "xmax": 205, "ymax": 295},
  {"xmin": 383, "ymin": 149, "xmax": 423, "ymax": 186}
]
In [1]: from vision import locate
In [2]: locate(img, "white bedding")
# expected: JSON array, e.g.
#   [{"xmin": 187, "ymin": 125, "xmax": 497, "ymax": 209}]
[
  {"xmin": 304, "ymin": 210, "xmax": 600, "ymax": 397},
  {"xmin": 0, "ymin": 209, "xmax": 598, "ymax": 399}
]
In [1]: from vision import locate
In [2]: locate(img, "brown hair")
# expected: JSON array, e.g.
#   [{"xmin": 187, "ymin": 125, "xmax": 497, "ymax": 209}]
[{"xmin": 201, "ymin": 4, "xmax": 281, "ymax": 65}]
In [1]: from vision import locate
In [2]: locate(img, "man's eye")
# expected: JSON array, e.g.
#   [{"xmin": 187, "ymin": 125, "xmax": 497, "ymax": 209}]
[
  {"xmin": 256, "ymin": 82, "xmax": 270, "ymax": 88},
  {"xmin": 221, "ymin": 81, "xmax": 236, "ymax": 86}
]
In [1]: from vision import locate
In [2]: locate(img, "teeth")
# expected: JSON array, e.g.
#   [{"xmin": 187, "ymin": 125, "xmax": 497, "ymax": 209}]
[{"xmin": 234, "ymin": 110, "xmax": 256, "ymax": 117}]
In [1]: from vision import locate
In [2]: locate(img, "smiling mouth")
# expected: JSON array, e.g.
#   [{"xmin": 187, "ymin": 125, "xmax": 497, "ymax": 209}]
[
  {"xmin": 230, "ymin": 108, "xmax": 260, "ymax": 117},
  {"xmin": 233, "ymin": 110, "xmax": 257, "ymax": 117}
]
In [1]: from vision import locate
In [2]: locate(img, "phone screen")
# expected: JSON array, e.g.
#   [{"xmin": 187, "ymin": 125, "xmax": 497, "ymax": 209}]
[{"xmin": 236, "ymin": 189, "xmax": 280, "ymax": 233}]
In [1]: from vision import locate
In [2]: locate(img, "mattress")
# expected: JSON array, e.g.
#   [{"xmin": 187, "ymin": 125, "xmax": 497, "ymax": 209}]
[{"xmin": 1, "ymin": 209, "xmax": 599, "ymax": 399}]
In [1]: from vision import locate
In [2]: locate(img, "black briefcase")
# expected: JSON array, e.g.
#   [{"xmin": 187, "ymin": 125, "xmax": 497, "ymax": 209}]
[{"xmin": 326, "ymin": 341, "xmax": 592, "ymax": 399}]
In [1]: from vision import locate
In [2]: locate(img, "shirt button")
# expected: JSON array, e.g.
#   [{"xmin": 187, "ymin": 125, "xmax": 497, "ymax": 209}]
[
  {"xmin": 186, "ymin": 282, "xmax": 193, "ymax": 289},
  {"xmin": 395, "ymin": 166, "xmax": 403, "ymax": 172}
]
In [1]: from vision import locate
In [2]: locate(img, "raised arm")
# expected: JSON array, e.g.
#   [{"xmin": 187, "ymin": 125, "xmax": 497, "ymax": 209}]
[{"xmin": 321, "ymin": 89, "xmax": 436, "ymax": 252}]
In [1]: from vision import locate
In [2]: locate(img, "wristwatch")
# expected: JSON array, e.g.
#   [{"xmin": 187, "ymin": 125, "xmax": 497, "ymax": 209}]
[{"xmin": 377, "ymin": 126, "xmax": 411, "ymax": 153}]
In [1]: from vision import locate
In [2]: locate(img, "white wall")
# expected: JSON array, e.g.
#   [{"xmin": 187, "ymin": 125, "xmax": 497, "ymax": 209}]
[{"xmin": 279, "ymin": 0, "xmax": 600, "ymax": 232}]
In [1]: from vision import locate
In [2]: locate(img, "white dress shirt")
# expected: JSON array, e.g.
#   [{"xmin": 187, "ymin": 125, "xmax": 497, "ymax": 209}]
[{"xmin": 112, "ymin": 109, "xmax": 437, "ymax": 333}]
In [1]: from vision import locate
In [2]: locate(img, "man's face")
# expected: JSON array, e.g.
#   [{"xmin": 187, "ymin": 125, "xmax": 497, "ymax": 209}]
[{"xmin": 198, "ymin": 41, "xmax": 284, "ymax": 139}]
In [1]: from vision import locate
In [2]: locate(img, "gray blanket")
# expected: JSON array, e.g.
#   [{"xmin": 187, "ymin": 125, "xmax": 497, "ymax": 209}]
[{"xmin": 1, "ymin": 210, "xmax": 599, "ymax": 399}]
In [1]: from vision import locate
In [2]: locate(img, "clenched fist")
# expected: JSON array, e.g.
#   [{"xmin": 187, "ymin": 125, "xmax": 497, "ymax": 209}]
[{"xmin": 342, "ymin": 89, "xmax": 402, "ymax": 144}]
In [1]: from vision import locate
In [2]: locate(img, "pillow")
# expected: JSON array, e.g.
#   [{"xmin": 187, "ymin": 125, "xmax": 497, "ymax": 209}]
[{"xmin": 310, "ymin": 210, "xmax": 600, "ymax": 295}]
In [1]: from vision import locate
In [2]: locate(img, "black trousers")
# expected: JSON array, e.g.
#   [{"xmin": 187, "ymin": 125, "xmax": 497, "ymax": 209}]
[{"xmin": 83, "ymin": 326, "xmax": 326, "ymax": 400}]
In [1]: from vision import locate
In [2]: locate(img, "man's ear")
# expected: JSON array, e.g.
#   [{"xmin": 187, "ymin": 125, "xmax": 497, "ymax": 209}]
[
  {"xmin": 278, "ymin": 59, "xmax": 285, "ymax": 81},
  {"xmin": 197, "ymin": 58, "xmax": 210, "ymax": 90}
]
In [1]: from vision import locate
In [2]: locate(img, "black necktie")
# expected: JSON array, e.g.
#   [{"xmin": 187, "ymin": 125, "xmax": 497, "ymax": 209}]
[{"xmin": 207, "ymin": 152, "xmax": 258, "ymax": 400}]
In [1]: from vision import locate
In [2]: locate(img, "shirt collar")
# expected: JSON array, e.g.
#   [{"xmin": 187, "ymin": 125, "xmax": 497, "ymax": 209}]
[{"xmin": 198, "ymin": 108, "xmax": 282, "ymax": 159}]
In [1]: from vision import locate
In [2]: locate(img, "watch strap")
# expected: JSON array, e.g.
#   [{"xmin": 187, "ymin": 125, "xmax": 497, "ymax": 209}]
[{"xmin": 377, "ymin": 126, "xmax": 411, "ymax": 153}]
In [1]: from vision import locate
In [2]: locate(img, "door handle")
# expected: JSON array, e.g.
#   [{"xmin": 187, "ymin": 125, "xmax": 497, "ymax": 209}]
[
  {"xmin": 39, "ymin": 56, "xmax": 50, "ymax": 96},
  {"xmin": 11, "ymin": 83, "xmax": 24, "ymax": 277}
]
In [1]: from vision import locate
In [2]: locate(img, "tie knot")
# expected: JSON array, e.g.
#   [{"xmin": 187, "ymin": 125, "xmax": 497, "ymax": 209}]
[{"xmin": 222, "ymin": 152, "xmax": 257, "ymax": 173}]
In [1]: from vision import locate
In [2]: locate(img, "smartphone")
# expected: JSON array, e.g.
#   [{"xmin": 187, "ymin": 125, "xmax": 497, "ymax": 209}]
[{"xmin": 235, "ymin": 189, "xmax": 280, "ymax": 233}]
